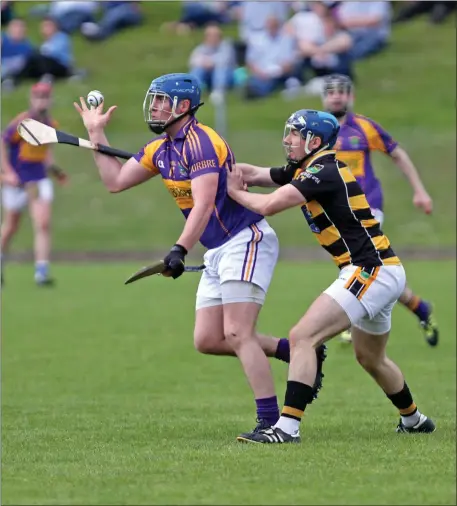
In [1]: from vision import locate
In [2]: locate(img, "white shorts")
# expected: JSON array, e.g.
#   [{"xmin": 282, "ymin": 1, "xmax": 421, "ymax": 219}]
[
  {"xmin": 196, "ymin": 219, "xmax": 279, "ymax": 309},
  {"xmin": 324, "ymin": 264, "xmax": 406, "ymax": 335},
  {"xmin": 371, "ymin": 208, "xmax": 384, "ymax": 227},
  {"xmin": 2, "ymin": 178, "xmax": 54, "ymax": 211}
]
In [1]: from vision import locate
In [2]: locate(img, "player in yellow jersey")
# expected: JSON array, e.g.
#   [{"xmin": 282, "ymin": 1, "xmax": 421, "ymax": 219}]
[
  {"xmin": 229, "ymin": 109, "xmax": 435, "ymax": 443},
  {"xmin": 322, "ymin": 74, "xmax": 438, "ymax": 346}
]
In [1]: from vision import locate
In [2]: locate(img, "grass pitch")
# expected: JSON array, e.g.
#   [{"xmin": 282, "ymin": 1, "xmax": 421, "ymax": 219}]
[{"xmin": 2, "ymin": 260, "xmax": 455, "ymax": 505}]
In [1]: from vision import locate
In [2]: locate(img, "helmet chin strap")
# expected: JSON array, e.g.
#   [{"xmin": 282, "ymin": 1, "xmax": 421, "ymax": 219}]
[
  {"xmin": 290, "ymin": 132, "xmax": 328, "ymax": 166},
  {"xmin": 148, "ymin": 101, "xmax": 205, "ymax": 135}
]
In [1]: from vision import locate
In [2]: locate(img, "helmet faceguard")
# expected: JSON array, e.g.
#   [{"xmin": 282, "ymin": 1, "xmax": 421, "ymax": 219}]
[
  {"xmin": 321, "ymin": 74, "xmax": 354, "ymax": 119},
  {"xmin": 283, "ymin": 110, "xmax": 340, "ymax": 167},
  {"xmin": 143, "ymin": 73, "xmax": 204, "ymax": 135},
  {"xmin": 143, "ymin": 90, "xmax": 183, "ymax": 134}
]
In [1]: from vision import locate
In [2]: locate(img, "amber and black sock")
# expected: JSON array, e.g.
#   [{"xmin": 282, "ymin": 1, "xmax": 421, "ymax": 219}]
[
  {"xmin": 274, "ymin": 381, "xmax": 314, "ymax": 435},
  {"xmin": 386, "ymin": 382, "xmax": 422, "ymax": 427}
]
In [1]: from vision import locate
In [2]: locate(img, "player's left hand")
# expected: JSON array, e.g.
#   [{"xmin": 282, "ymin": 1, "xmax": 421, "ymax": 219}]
[
  {"xmin": 227, "ymin": 164, "xmax": 246, "ymax": 195},
  {"xmin": 163, "ymin": 244, "xmax": 187, "ymax": 279},
  {"xmin": 413, "ymin": 190, "xmax": 433, "ymax": 215},
  {"xmin": 73, "ymin": 97, "xmax": 117, "ymax": 134},
  {"xmin": 56, "ymin": 171, "xmax": 69, "ymax": 186},
  {"xmin": 49, "ymin": 165, "xmax": 69, "ymax": 186}
]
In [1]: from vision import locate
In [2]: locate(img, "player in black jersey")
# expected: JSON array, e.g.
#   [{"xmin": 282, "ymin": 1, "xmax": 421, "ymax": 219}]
[{"xmin": 228, "ymin": 109, "xmax": 435, "ymax": 444}]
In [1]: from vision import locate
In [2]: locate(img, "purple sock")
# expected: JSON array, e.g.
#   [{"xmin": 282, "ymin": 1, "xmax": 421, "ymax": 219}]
[
  {"xmin": 415, "ymin": 300, "xmax": 430, "ymax": 322},
  {"xmin": 256, "ymin": 396, "xmax": 280, "ymax": 426},
  {"xmin": 275, "ymin": 338, "xmax": 290, "ymax": 363}
]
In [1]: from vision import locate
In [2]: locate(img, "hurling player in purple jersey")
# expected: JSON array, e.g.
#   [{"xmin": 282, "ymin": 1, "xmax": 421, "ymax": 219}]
[
  {"xmin": 322, "ymin": 74, "xmax": 438, "ymax": 347},
  {"xmin": 73, "ymin": 73, "xmax": 326, "ymax": 440},
  {"xmin": 1, "ymin": 81, "xmax": 68, "ymax": 286}
]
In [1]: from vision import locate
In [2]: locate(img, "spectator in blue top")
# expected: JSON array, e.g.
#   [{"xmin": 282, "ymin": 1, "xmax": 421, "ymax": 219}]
[
  {"xmin": 15, "ymin": 17, "xmax": 74, "ymax": 83},
  {"xmin": 81, "ymin": 1, "xmax": 143, "ymax": 41},
  {"xmin": 1, "ymin": 18, "xmax": 35, "ymax": 81}
]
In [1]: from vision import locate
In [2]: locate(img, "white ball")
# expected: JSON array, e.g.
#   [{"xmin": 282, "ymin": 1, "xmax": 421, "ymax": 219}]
[{"xmin": 87, "ymin": 90, "xmax": 104, "ymax": 108}]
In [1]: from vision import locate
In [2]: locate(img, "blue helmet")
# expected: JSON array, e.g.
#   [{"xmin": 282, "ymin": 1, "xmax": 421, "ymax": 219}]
[
  {"xmin": 283, "ymin": 109, "xmax": 340, "ymax": 164},
  {"xmin": 143, "ymin": 73, "xmax": 203, "ymax": 134}
]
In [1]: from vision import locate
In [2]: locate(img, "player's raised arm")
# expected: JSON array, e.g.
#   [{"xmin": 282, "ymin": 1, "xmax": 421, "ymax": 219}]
[{"xmin": 74, "ymin": 97, "xmax": 157, "ymax": 193}]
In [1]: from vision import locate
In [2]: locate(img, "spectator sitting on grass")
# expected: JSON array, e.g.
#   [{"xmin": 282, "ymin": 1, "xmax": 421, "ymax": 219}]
[
  {"xmin": 244, "ymin": 15, "xmax": 298, "ymax": 100},
  {"xmin": 333, "ymin": 1, "xmax": 392, "ymax": 60},
  {"xmin": 189, "ymin": 23, "xmax": 236, "ymax": 94},
  {"xmin": 13, "ymin": 17, "xmax": 74, "ymax": 84},
  {"xmin": 1, "ymin": 18, "xmax": 35, "ymax": 83},
  {"xmin": 81, "ymin": 1, "xmax": 143, "ymax": 41},
  {"xmin": 1, "ymin": 0, "xmax": 15, "ymax": 26},
  {"xmin": 393, "ymin": 1, "xmax": 457, "ymax": 25},
  {"xmin": 167, "ymin": 1, "xmax": 239, "ymax": 35},
  {"xmin": 286, "ymin": 1, "xmax": 353, "ymax": 95}
]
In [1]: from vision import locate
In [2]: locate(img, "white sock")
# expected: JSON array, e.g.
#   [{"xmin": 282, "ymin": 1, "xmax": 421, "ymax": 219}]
[
  {"xmin": 274, "ymin": 415, "xmax": 300, "ymax": 435},
  {"xmin": 401, "ymin": 409, "xmax": 422, "ymax": 427}
]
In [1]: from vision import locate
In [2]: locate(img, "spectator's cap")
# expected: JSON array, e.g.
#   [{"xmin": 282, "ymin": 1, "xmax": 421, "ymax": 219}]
[{"xmin": 31, "ymin": 82, "xmax": 53, "ymax": 96}]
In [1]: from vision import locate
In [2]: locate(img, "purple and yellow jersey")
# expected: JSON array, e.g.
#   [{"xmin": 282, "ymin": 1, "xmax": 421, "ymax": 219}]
[
  {"xmin": 134, "ymin": 117, "xmax": 263, "ymax": 250},
  {"xmin": 2, "ymin": 111, "xmax": 57, "ymax": 184},
  {"xmin": 334, "ymin": 112, "xmax": 398, "ymax": 211}
]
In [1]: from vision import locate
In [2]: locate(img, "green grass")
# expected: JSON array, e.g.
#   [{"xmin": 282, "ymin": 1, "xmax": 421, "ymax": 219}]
[
  {"xmin": 2, "ymin": 260, "xmax": 456, "ymax": 505},
  {"xmin": 1, "ymin": 3, "xmax": 456, "ymax": 251}
]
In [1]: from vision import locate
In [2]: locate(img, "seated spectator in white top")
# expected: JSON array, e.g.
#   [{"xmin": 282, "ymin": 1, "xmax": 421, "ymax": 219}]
[
  {"xmin": 244, "ymin": 15, "xmax": 298, "ymax": 99},
  {"xmin": 238, "ymin": 1, "xmax": 291, "ymax": 42},
  {"xmin": 234, "ymin": 1, "xmax": 291, "ymax": 65},
  {"xmin": 28, "ymin": 1, "xmax": 98, "ymax": 33},
  {"xmin": 49, "ymin": 1, "xmax": 98, "ymax": 33},
  {"xmin": 333, "ymin": 1, "xmax": 391, "ymax": 60},
  {"xmin": 189, "ymin": 23, "xmax": 236, "ymax": 93},
  {"xmin": 287, "ymin": 1, "xmax": 353, "ymax": 81}
]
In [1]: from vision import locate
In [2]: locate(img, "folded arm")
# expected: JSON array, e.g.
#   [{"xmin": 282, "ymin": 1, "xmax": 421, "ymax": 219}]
[{"xmin": 175, "ymin": 173, "xmax": 218, "ymax": 252}]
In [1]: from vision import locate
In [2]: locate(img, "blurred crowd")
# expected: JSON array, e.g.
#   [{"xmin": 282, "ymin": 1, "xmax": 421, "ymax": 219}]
[
  {"xmin": 1, "ymin": 0, "xmax": 455, "ymax": 98},
  {"xmin": 1, "ymin": 0, "xmax": 144, "ymax": 90},
  {"xmin": 179, "ymin": 0, "xmax": 456, "ymax": 100}
]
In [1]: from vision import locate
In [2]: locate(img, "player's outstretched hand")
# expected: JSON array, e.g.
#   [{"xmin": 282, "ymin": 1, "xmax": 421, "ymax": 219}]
[
  {"xmin": 413, "ymin": 189, "xmax": 433, "ymax": 215},
  {"xmin": 227, "ymin": 164, "xmax": 247, "ymax": 196},
  {"xmin": 73, "ymin": 97, "xmax": 117, "ymax": 134}
]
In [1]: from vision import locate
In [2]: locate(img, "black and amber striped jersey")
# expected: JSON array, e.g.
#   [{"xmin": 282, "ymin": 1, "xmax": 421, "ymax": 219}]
[{"xmin": 288, "ymin": 151, "xmax": 401, "ymax": 269}]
